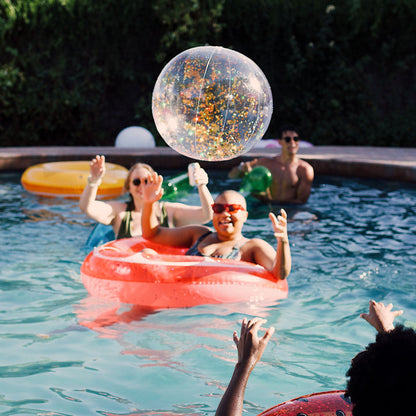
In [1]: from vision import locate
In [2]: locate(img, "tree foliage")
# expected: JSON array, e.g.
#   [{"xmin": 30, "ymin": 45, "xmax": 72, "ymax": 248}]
[{"xmin": 0, "ymin": 0, "xmax": 415, "ymax": 147}]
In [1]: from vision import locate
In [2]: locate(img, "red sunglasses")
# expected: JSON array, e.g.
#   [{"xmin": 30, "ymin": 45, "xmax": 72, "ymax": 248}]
[{"xmin": 211, "ymin": 203, "xmax": 245, "ymax": 214}]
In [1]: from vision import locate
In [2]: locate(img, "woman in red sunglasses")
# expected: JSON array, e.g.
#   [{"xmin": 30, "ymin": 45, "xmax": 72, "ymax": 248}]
[
  {"xmin": 141, "ymin": 172, "xmax": 291, "ymax": 281},
  {"xmin": 79, "ymin": 155, "xmax": 214, "ymax": 239}
]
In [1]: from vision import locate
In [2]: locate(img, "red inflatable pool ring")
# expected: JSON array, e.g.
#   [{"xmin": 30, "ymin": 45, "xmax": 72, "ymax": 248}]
[
  {"xmin": 81, "ymin": 237, "xmax": 288, "ymax": 308},
  {"xmin": 258, "ymin": 390, "xmax": 352, "ymax": 416}
]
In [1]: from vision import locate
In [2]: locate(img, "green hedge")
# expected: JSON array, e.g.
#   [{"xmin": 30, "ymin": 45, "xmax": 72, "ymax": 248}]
[{"xmin": 1, "ymin": 0, "xmax": 415, "ymax": 147}]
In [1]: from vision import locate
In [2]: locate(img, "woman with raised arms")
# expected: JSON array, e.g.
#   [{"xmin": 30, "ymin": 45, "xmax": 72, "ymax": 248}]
[
  {"xmin": 141, "ymin": 172, "xmax": 291, "ymax": 282},
  {"xmin": 79, "ymin": 155, "xmax": 214, "ymax": 239}
]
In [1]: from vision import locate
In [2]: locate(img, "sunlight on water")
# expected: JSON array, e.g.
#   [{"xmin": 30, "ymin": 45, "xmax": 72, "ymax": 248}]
[{"xmin": 0, "ymin": 171, "xmax": 415, "ymax": 415}]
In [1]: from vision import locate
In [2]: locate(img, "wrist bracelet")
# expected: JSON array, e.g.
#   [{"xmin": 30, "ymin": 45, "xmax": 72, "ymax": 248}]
[{"xmin": 87, "ymin": 175, "xmax": 102, "ymax": 187}]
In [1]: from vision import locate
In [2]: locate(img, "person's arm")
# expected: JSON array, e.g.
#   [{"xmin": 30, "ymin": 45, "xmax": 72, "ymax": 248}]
[
  {"xmin": 294, "ymin": 163, "xmax": 314, "ymax": 204},
  {"xmin": 250, "ymin": 209, "xmax": 291, "ymax": 281},
  {"xmin": 216, "ymin": 318, "xmax": 275, "ymax": 416},
  {"xmin": 360, "ymin": 300, "xmax": 403, "ymax": 333},
  {"xmin": 141, "ymin": 172, "xmax": 208, "ymax": 247},
  {"xmin": 228, "ymin": 159, "xmax": 257, "ymax": 179},
  {"xmin": 166, "ymin": 165, "xmax": 214, "ymax": 226},
  {"xmin": 270, "ymin": 209, "xmax": 291, "ymax": 280},
  {"xmin": 79, "ymin": 155, "xmax": 117, "ymax": 225}
]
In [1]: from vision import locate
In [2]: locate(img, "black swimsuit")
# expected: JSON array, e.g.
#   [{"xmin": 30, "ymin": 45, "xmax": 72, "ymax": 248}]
[
  {"xmin": 185, "ymin": 231, "xmax": 245, "ymax": 259},
  {"xmin": 117, "ymin": 200, "xmax": 169, "ymax": 239}
]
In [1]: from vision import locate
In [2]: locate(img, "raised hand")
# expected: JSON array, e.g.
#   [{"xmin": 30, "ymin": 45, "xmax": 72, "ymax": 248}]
[
  {"xmin": 90, "ymin": 155, "xmax": 106, "ymax": 181},
  {"xmin": 141, "ymin": 172, "xmax": 164, "ymax": 203},
  {"xmin": 233, "ymin": 317, "xmax": 275, "ymax": 371},
  {"xmin": 215, "ymin": 317, "xmax": 275, "ymax": 416},
  {"xmin": 269, "ymin": 209, "xmax": 288, "ymax": 243},
  {"xmin": 191, "ymin": 165, "xmax": 209, "ymax": 186},
  {"xmin": 360, "ymin": 300, "xmax": 403, "ymax": 333}
]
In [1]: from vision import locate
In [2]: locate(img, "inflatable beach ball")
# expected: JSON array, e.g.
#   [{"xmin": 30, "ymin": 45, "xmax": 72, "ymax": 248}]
[
  {"xmin": 114, "ymin": 126, "xmax": 156, "ymax": 148},
  {"xmin": 152, "ymin": 46, "xmax": 273, "ymax": 161}
]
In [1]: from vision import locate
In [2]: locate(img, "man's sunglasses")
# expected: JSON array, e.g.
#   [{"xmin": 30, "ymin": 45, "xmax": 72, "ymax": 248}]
[
  {"xmin": 132, "ymin": 178, "xmax": 148, "ymax": 186},
  {"xmin": 212, "ymin": 203, "xmax": 245, "ymax": 214},
  {"xmin": 283, "ymin": 136, "xmax": 299, "ymax": 143}
]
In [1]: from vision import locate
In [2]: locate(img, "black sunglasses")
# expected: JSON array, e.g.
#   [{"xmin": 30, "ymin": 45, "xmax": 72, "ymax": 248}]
[
  {"xmin": 283, "ymin": 136, "xmax": 300, "ymax": 143},
  {"xmin": 132, "ymin": 178, "xmax": 148, "ymax": 186}
]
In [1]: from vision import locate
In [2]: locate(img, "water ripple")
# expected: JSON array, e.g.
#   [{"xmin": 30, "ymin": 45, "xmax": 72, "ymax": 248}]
[
  {"xmin": 0, "ymin": 360, "xmax": 84, "ymax": 378},
  {"xmin": 0, "ymin": 172, "xmax": 415, "ymax": 415}
]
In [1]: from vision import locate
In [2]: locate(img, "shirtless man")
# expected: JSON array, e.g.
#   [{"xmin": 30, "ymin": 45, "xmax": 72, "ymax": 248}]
[{"xmin": 229, "ymin": 125, "xmax": 314, "ymax": 204}]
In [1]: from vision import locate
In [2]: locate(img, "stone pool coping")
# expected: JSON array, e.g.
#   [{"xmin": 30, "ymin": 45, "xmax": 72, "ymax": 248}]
[{"xmin": 1, "ymin": 145, "xmax": 416, "ymax": 183}]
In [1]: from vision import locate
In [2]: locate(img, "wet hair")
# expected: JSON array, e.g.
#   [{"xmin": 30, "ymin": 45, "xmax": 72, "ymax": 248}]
[
  {"xmin": 123, "ymin": 162, "xmax": 156, "ymax": 193},
  {"xmin": 345, "ymin": 325, "xmax": 416, "ymax": 416},
  {"xmin": 277, "ymin": 124, "xmax": 301, "ymax": 140}
]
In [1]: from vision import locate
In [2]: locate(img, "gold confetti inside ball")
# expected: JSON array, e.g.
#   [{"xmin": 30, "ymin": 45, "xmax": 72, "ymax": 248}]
[{"xmin": 152, "ymin": 46, "xmax": 273, "ymax": 161}]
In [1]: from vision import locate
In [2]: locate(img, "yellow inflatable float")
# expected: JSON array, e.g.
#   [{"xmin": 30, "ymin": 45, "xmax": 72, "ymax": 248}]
[{"xmin": 21, "ymin": 161, "xmax": 128, "ymax": 199}]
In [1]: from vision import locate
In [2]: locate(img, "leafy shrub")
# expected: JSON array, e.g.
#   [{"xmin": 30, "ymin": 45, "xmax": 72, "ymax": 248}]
[{"xmin": 0, "ymin": 0, "xmax": 415, "ymax": 147}]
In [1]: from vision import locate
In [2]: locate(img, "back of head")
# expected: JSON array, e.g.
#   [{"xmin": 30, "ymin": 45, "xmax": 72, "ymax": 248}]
[{"xmin": 346, "ymin": 325, "xmax": 416, "ymax": 416}]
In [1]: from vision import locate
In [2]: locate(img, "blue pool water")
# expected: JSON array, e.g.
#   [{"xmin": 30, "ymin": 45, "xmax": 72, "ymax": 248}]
[{"xmin": 0, "ymin": 171, "xmax": 415, "ymax": 416}]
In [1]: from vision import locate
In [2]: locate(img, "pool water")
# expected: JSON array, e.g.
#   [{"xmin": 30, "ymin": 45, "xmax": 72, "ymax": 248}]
[{"xmin": 1, "ymin": 171, "xmax": 415, "ymax": 416}]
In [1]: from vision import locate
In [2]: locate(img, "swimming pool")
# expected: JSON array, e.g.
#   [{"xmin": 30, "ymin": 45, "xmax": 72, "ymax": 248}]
[{"xmin": 1, "ymin": 171, "xmax": 415, "ymax": 416}]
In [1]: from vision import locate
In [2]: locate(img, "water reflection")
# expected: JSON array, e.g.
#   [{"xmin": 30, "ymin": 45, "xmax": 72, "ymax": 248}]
[{"xmin": 1, "ymin": 172, "xmax": 415, "ymax": 416}]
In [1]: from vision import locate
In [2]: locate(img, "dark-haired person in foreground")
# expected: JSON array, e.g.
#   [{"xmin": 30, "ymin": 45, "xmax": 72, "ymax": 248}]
[
  {"xmin": 216, "ymin": 300, "xmax": 415, "ymax": 416},
  {"xmin": 228, "ymin": 125, "xmax": 314, "ymax": 204}
]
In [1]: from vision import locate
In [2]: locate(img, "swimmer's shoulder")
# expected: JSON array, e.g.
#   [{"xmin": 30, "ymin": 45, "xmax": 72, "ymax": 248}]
[{"xmin": 297, "ymin": 158, "xmax": 314, "ymax": 178}]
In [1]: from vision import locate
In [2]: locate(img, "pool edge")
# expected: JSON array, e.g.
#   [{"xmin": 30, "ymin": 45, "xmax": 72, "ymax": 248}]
[{"xmin": 1, "ymin": 145, "xmax": 416, "ymax": 183}]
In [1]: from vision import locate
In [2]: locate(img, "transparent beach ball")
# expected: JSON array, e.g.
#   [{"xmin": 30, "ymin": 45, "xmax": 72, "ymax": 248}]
[{"xmin": 152, "ymin": 46, "xmax": 273, "ymax": 161}]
